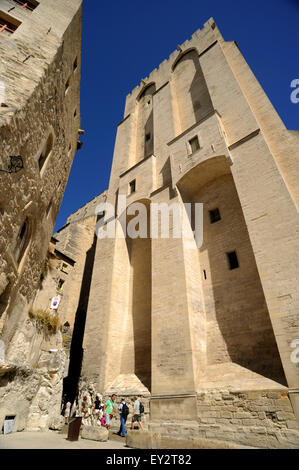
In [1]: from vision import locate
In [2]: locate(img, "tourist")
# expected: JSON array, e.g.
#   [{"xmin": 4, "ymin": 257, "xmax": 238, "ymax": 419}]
[
  {"xmin": 64, "ymin": 401, "xmax": 72, "ymax": 424},
  {"xmin": 61, "ymin": 393, "xmax": 67, "ymax": 415},
  {"xmin": 92, "ymin": 395, "xmax": 102, "ymax": 425},
  {"xmin": 117, "ymin": 398, "xmax": 129, "ymax": 437},
  {"xmin": 103, "ymin": 394, "xmax": 117, "ymax": 431},
  {"xmin": 80, "ymin": 396, "xmax": 90, "ymax": 425},
  {"xmin": 131, "ymin": 397, "xmax": 144, "ymax": 430}
]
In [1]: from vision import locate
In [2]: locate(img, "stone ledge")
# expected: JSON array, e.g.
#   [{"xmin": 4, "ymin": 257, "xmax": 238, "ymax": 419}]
[{"xmin": 126, "ymin": 429, "xmax": 240, "ymax": 449}]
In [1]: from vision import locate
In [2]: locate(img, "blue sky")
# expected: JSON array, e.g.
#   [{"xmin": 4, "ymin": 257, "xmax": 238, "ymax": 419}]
[{"xmin": 54, "ymin": 0, "xmax": 299, "ymax": 231}]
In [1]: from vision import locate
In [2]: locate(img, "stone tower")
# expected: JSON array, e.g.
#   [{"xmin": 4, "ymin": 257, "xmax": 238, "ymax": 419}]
[
  {"xmin": 79, "ymin": 18, "xmax": 299, "ymax": 448},
  {"xmin": 0, "ymin": 0, "xmax": 82, "ymax": 432}
]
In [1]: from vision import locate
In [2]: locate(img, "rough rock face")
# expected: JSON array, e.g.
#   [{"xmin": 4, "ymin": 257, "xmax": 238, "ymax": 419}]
[
  {"xmin": 26, "ymin": 349, "xmax": 67, "ymax": 431},
  {"xmin": 0, "ymin": 332, "xmax": 66, "ymax": 432}
]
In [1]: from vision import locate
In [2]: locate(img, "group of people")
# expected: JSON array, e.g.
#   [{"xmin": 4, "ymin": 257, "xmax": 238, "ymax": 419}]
[
  {"xmin": 104, "ymin": 394, "xmax": 144, "ymax": 437},
  {"xmin": 61, "ymin": 393, "xmax": 144, "ymax": 438}
]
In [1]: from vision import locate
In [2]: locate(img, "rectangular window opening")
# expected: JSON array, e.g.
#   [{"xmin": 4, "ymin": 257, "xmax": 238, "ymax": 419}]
[
  {"xmin": 0, "ymin": 11, "xmax": 21, "ymax": 34},
  {"xmin": 12, "ymin": 1, "xmax": 39, "ymax": 11},
  {"xmin": 129, "ymin": 180, "xmax": 136, "ymax": 194},
  {"xmin": 73, "ymin": 57, "xmax": 78, "ymax": 71},
  {"xmin": 189, "ymin": 135, "xmax": 200, "ymax": 154},
  {"xmin": 209, "ymin": 208, "xmax": 221, "ymax": 224},
  {"xmin": 57, "ymin": 279, "xmax": 65, "ymax": 293},
  {"xmin": 96, "ymin": 211, "xmax": 105, "ymax": 222},
  {"xmin": 227, "ymin": 251, "xmax": 239, "ymax": 270},
  {"xmin": 61, "ymin": 263, "xmax": 68, "ymax": 274}
]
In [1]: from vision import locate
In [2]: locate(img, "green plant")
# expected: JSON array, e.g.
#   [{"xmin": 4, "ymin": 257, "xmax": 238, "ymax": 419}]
[{"xmin": 28, "ymin": 308, "xmax": 60, "ymax": 334}]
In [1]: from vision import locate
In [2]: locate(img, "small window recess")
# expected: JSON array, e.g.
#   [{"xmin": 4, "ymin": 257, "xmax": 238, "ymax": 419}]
[
  {"xmin": 188, "ymin": 135, "xmax": 200, "ymax": 154},
  {"xmin": 65, "ymin": 77, "xmax": 70, "ymax": 95},
  {"xmin": 61, "ymin": 263, "xmax": 68, "ymax": 274},
  {"xmin": 145, "ymin": 133, "xmax": 151, "ymax": 142},
  {"xmin": 227, "ymin": 251, "xmax": 239, "ymax": 270},
  {"xmin": 203, "ymin": 269, "xmax": 207, "ymax": 280},
  {"xmin": 39, "ymin": 133, "xmax": 53, "ymax": 175},
  {"xmin": 57, "ymin": 279, "xmax": 65, "ymax": 293},
  {"xmin": 0, "ymin": 11, "xmax": 21, "ymax": 34},
  {"xmin": 46, "ymin": 200, "xmax": 52, "ymax": 218},
  {"xmin": 129, "ymin": 180, "xmax": 136, "ymax": 195},
  {"xmin": 73, "ymin": 57, "xmax": 78, "ymax": 72},
  {"xmin": 74, "ymin": 108, "xmax": 77, "ymax": 118},
  {"xmin": 96, "ymin": 210, "xmax": 105, "ymax": 222},
  {"xmin": 209, "ymin": 208, "xmax": 221, "ymax": 224},
  {"xmin": 13, "ymin": 217, "xmax": 31, "ymax": 268}
]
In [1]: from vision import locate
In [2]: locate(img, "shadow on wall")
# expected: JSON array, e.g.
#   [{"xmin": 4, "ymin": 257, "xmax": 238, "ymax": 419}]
[
  {"xmin": 179, "ymin": 158, "xmax": 287, "ymax": 386},
  {"xmin": 173, "ymin": 49, "xmax": 214, "ymax": 132},
  {"xmin": 125, "ymin": 200, "xmax": 152, "ymax": 391}
]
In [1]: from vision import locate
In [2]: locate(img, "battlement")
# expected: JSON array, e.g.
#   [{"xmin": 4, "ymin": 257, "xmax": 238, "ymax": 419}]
[{"xmin": 124, "ymin": 17, "xmax": 222, "ymax": 114}]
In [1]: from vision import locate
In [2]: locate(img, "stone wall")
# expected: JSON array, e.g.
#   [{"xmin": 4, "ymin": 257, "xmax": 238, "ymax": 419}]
[
  {"xmin": 0, "ymin": 0, "xmax": 82, "ymax": 432},
  {"xmin": 0, "ymin": 323, "xmax": 66, "ymax": 432},
  {"xmin": 196, "ymin": 389, "xmax": 299, "ymax": 448}
]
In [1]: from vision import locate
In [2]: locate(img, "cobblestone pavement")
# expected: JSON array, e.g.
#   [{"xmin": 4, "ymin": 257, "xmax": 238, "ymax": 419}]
[{"xmin": 0, "ymin": 430, "xmax": 128, "ymax": 449}]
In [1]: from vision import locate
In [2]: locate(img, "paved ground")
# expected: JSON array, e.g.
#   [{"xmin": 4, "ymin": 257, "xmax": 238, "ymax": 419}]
[{"xmin": 0, "ymin": 430, "xmax": 128, "ymax": 449}]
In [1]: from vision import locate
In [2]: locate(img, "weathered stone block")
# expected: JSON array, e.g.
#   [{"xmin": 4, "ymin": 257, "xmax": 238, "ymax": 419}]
[{"xmin": 81, "ymin": 425, "xmax": 109, "ymax": 441}]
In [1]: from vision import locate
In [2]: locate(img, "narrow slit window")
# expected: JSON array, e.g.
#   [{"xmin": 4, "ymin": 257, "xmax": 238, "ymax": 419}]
[
  {"xmin": 74, "ymin": 108, "xmax": 77, "ymax": 118},
  {"xmin": 129, "ymin": 180, "xmax": 136, "ymax": 194},
  {"xmin": 0, "ymin": 11, "xmax": 21, "ymax": 34},
  {"xmin": 46, "ymin": 201, "xmax": 52, "ymax": 218},
  {"xmin": 65, "ymin": 77, "xmax": 70, "ymax": 94},
  {"xmin": 209, "ymin": 208, "xmax": 221, "ymax": 224},
  {"xmin": 14, "ymin": 218, "xmax": 30, "ymax": 265},
  {"xmin": 145, "ymin": 133, "xmax": 151, "ymax": 142},
  {"xmin": 227, "ymin": 251, "xmax": 239, "ymax": 270},
  {"xmin": 203, "ymin": 269, "xmax": 207, "ymax": 280},
  {"xmin": 73, "ymin": 57, "xmax": 78, "ymax": 71},
  {"xmin": 39, "ymin": 134, "xmax": 53, "ymax": 173},
  {"xmin": 189, "ymin": 135, "xmax": 200, "ymax": 154}
]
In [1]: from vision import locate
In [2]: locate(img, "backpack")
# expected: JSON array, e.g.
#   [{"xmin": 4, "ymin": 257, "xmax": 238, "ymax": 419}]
[
  {"xmin": 139, "ymin": 402, "xmax": 144, "ymax": 414},
  {"xmin": 122, "ymin": 403, "xmax": 129, "ymax": 417}
]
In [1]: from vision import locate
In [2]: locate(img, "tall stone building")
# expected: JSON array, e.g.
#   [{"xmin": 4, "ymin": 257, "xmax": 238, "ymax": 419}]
[
  {"xmin": 78, "ymin": 18, "xmax": 299, "ymax": 448},
  {"xmin": 0, "ymin": 0, "xmax": 82, "ymax": 432}
]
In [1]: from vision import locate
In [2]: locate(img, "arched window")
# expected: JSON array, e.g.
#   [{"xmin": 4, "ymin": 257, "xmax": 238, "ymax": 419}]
[
  {"xmin": 135, "ymin": 83, "xmax": 156, "ymax": 162},
  {"xmin": 172, "ymin": 48, "xmax": 213, "ymax": 133}
]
